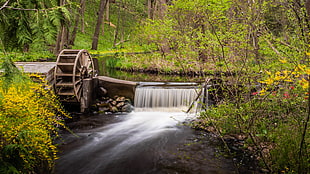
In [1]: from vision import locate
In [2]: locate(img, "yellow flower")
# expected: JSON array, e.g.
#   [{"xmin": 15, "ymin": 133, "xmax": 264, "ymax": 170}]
[
  {"xmin": 264, "ymin": 78, "xmax": 274, "ymax": 85},
  {"xmin": 306, "ymin": 68, "xmax": 310, "ymax": 75},
  {"xmin": 284, "ymin": 79, "xmax": 293, "ymax": 82},
  {"xmin": 279, "ymin": 59, "xmax": 287, "ymax": 63},
  {"xmin": 274, "ymin": 75, "xmax": 282, "ymax": 81},
  {"xmin": 260, "ymin": 88, "xmax": 267, "ymax": 96},
  {"xmin": 299, "ymin": 78, "xmax": 309, "ymax": 89},
  {"xmin": 266, "ymin": 71, "xmax": 272, "ymax": 75}
]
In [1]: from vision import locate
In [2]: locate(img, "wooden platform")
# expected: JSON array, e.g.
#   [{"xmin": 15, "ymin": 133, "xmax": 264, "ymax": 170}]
[{"xmin": 15, "ymin": 62, "xmax": 56, "ymax": 74}]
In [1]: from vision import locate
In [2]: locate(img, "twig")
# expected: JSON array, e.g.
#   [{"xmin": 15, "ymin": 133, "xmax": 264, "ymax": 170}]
[
  {"xmin": 186, "ymin": 78, "xmax": 210, "ymax": 113},
  {"xmin": 0, "ymin": 0, "xmax": 9, "ymax": 11},
  {"xmin": 248, "ymin": 132, "xmax": 272, "ymax": 172},
  {"xmin": 278, "ymin": 40, "xmax": 301, "ymax": 52},
  {"xmin": 1, "ymin": 2, "xmax": 70, "ymax": 12},
  {"xmin": 201, "ymin": 105, "xmax": 240, "ymax": 174},
  {"xmin": 298, "ymin": 75, "xmax": 310, "ymax": 173},
  {"xmin": 115, "ymin": 39, "xmax": 130, "ymax": 46},
  {"xmin": 264, "ymin": 38, "xmax": 286, "ymax": 60}
]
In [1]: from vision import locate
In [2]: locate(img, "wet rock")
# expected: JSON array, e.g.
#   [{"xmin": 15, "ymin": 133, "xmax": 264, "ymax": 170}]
[
  {"xmin": 121, "ymin": 104, "xmax": 133, "ymax": 112},
  {"xmin": 96, "ymin": 102, "xmax": 109, "ymax": 107},
  {"xmin": 111, "ymin": 101, "xmax": 117, "ymax": 106},
  {"xmin": 110, "ymin": 106, "xmax": 118, "ymax": 113},
  {"xmin": 95, "ymin": 96, "xmax": 133, "ymax": 113},
  {"xmin": 116, "ymin": 96, "xmax": 125, "ymax": 102},
  {"xmin": 116, "ymin": 102, "xmax": 125, "ymax": 108}
]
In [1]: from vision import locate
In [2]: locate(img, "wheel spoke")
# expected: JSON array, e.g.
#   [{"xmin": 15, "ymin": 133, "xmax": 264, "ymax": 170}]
[
  {"xmin": 74, "ymin": 79, "xmax": 82, "ymax": 85},
  {"xmin": 75, "ymin": 83, "xmax": 82, "ymax": 100},
  {"xmin": 54, "ymin": 49, "xmax": 95, "ymax": 103}
]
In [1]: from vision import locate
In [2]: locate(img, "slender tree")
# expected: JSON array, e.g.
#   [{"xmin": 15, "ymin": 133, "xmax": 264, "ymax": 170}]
[
  {"xmin": 91, "ymin": 0, "xmax": 108, "ymax": 50},
  {"xmin": 55, "ymin": 0, "xmax": 71, "ymax": 54},
  {"xmin": 69, "ymin": 0, "xmax": 86, "ymax": 46}
]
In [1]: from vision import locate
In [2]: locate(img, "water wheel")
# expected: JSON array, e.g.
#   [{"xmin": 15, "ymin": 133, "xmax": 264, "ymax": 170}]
[{"xmin": 54, "ymin": 49, "xmax": 95, "ymax": 102}]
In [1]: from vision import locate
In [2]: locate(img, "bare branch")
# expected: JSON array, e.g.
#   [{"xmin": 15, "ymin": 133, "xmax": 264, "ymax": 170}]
[
  {"xmin": 0, "ymin": 0, "xmax": 10, "ymax": 11},
  {"xmin": 1, "ymin": 2, "xmax": 69, "ymax": 12},
  {"xmin": 264, "ymin": 38, "xmax": 286, "ymax": 60},
  {"xmin": 5, "ymin": 6, "xmax": 39, "ymax": 11}
]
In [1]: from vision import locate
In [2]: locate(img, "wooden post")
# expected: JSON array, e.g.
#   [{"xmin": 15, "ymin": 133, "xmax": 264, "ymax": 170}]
[
  {"xmin": 93, "ymin": 77, "xmax": 99, "ymax": 101},
  {"xmin": 92, "ymin": 58, "xmax": 100, "ymax": 75},
  {"xmin": 80, "ymin": 78, "xmax": 93, "ymax": 113}
]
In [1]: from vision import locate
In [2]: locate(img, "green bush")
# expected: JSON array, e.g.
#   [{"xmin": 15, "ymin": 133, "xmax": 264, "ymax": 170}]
[{"xmin": 0, "ymin": 58, "xmax": 69, "ymax": 173}]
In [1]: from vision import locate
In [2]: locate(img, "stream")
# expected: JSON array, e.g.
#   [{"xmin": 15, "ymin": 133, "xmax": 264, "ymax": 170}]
[
  {"xmin": 55, "ymin": 111, "xmax": 242, "ymax": 174},
  {"xmin": 55, "ymin": 57, "xmax": 258, "ymax": 174}
]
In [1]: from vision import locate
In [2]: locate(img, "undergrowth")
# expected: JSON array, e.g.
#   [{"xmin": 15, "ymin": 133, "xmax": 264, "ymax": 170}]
[
  {"xmin": 192, "ymin": 61, "xmax": 310, "ymax": 173},
  {"xmin": 0, "ymin": 56, "xmax": 69, "ymax": 173}
]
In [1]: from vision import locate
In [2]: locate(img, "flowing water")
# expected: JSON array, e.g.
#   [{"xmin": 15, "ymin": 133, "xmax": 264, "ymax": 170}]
[{"xmin": 55, "ymin": 85, "xmax": 246, "ymax": 174}]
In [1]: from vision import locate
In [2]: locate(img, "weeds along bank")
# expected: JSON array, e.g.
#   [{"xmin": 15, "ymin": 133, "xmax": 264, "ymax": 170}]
[
  {"xmin": 0, "ymin": 58, "xmax": 69, "ymax": 173},
  {"xmin": 191, "ymin": 62, "xmax": 310, "ymax": 173}
]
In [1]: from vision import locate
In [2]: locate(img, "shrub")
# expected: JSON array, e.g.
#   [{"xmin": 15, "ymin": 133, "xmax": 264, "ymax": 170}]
[
  {"xmin": 193, "ymin": 61, "xmax": 309, "ymax": 173},
  {"xmin": 0, "ymin": 58, "xmax": 69, "ymax": 173}
]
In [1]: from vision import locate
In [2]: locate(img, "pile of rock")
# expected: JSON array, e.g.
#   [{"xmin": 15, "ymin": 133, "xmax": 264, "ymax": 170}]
[{"xmin": 95, "ymin": 96, "xmax": 133, "ymax": 113}]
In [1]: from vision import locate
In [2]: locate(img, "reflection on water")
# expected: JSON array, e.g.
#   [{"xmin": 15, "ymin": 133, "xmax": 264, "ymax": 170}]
[{"xmin": 96, "ymin": 55, "xmax": 205, "ymax": 82}]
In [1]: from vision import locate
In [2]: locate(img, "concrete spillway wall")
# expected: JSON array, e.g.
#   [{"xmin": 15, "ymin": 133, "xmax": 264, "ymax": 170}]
[{"xmin": 96, "ymin": 76, "xmax": 137, "ymax": 102}]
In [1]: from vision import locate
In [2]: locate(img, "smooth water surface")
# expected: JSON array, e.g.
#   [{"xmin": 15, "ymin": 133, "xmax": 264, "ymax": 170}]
[
  {"xmin": 55, "ymin": 111, "xmax": 239, "ymax": 174},
  {"xmin": 56, "ymin": 112, "xmax": 192, "ymax": 174}
]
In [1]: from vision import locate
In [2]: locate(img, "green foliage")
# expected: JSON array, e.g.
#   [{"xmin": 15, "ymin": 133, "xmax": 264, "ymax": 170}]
[
  {"xmin": 193, "ymin": 60, "xmax": 310, "ymax": 173},
  {"xmin": 0, "ymin": 51, "xmax": 55, "ymax": 62},
  {"xmin": 0, "ymin": 56, "xmax": 69, "ymax": 173},
  {"xmin": 0, "ymin": 56, "xmax": 27, "ymax": 92},
  {"xmin": 72, "ymin": 0, "xmax": 144, "ymax": 51},
  {"xmin": 0, "ymin": 0, "xmax": 71, "ymax": 52}
]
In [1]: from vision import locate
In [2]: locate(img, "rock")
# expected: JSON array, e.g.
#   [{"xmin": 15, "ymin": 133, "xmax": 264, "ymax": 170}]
[
  {"xmin": 98, "ymin": 106, "xmax": 109, "ymax": 112},
  {"xmin": 121, "ymin": 104, "xmax": 133, "ymax": 112},
  {"xmin": 110, "ymin": 106, "xmax": 118, "ymax": 113},
  {"xmin": 96, "ymin": 102, "xmax": 109, "ymax": 107},
  {"xmin": 99, "ymin": 87, "xmax": 107, "ymax": 96},
  {"xmin": 94, "ymin": 96, "xmax": 133, "ymax": 113},
  {"xmin": 116, "ymin": 102, "xmax": 125, "ymax": 108},
  {"xmin": 116, "ymin": 96, "xmax": 125, "ymax": 102},
  {"xmin": 111, "ymin": 101, "xmax": 117, "ymax": 106}
]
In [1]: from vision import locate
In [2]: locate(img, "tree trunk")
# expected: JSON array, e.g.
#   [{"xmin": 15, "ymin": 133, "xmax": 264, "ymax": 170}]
[
  {"xmin": 106, "ymin": 0, "xmax": 110, "ymax": 21},
  {"xmin": 81, "ymin": 0, "xmax": 86, "ymax": 33},
  {"xmin": 157, "ymin": 0, "xmax": 167, "ymax": 18},
  {"xmin": 306, "ymin": 0, "xmax": 310, "ymax": 19},
  {"xmin": 113, "ymin": 0, "xmax": 122, "ymax": 47},
  {"xmin": 91, "ymin": 0, "xmax": 108, "ymax": 50},
  {"xmin": 55, "ymin": 0, "xmax": 70, "ymax": 54},
  {"xmin": 69, "ymin": 0, "xmax": 86, "ymax": 46},
  {"xmin": 147, "ymin": 0, "xmax": 152, "ymax": 19}
]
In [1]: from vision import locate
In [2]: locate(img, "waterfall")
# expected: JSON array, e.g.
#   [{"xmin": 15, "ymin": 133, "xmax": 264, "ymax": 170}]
[{"xmin": 134, "ymin": 85, "xmax": 205, "ymax": 112}]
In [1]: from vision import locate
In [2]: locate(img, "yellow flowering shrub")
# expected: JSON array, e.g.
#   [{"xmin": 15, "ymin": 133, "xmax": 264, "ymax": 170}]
[
  {"xmin": 0, "ymin": 70, "xmax": 69, "ymax": 173},
  {"xmin": 196, "ymin": 58, "xmax": 309, "ymax": 172},
  {"xmin": 254, "ymin": 61, "xmax": 309, "ymax": 172},
  {"xmin": 257, "ymin": 63, "xmax": 309, "ymax": 99}
]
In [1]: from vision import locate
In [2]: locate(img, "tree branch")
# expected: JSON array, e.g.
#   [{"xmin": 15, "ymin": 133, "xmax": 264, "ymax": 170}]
[
  {"xmin": 1, "ymin": 2, "xmax": 69, "ymax": 12},
  {"xmin": 264, "ymin": 38, "xmax": 286, "ymax": 60},
  {"xmin": 0, "ymin": 0, "xmax": 10, "ymax": 11}
]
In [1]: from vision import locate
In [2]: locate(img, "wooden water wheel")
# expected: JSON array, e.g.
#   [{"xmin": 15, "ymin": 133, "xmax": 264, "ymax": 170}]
[{"xmin": 54, "ymin": 49, "xmax": 95, "ymax": 102}]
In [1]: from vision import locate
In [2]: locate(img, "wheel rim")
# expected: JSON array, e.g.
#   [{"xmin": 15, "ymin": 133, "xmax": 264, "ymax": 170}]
[{"xmin": 54, "ymin": 49, "xmax": 95, "ymax": 102}]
